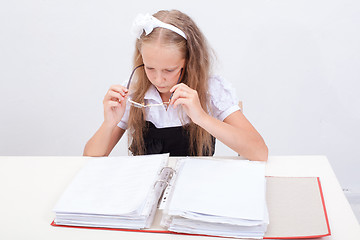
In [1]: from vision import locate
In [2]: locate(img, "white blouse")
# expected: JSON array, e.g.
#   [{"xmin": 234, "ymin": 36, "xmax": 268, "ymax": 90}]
[{"xmin": 117, "ymin": 75, "xmax": 240, "ymax": 130}]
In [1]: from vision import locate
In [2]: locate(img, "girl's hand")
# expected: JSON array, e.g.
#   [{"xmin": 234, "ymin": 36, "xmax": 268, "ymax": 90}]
[
  {"xmin": 169, "ymin": 83, "xmax": 207, "ymax": 124},
  {"xmin": 103, "ymin": 85, "xmax": 128, "ymax": 127}
]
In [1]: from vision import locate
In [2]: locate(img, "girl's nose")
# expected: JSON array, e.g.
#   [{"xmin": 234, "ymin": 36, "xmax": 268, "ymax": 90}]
[{"xmin": 154, "ymin": 71, "xmax": 165, "ymax": 83}]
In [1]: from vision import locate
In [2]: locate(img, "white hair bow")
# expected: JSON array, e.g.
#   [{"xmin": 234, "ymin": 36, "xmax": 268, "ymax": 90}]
[{"xmin": 131, "ymin": 13, "xmax": 187, "ymax": 40}]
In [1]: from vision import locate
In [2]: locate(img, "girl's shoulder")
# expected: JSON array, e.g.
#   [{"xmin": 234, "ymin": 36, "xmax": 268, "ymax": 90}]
[
  {"xmin": 208, "ymin": 75, "xmax": 238, "ymax": 102},
  {"xmin": 207, "ymin": 75, "xmax": 240, "ymax": 121}
]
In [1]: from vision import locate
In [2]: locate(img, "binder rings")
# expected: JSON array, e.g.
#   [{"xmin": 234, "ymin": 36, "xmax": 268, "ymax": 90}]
[{"xmin": 52, "ymin": 155, "xmax": 331, "ymax": 239}]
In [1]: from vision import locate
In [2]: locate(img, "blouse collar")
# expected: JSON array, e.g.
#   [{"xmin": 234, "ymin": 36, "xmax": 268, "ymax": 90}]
[{"xmin": 144, "ymin": 85, "xmax": 163, "ymax": 103}]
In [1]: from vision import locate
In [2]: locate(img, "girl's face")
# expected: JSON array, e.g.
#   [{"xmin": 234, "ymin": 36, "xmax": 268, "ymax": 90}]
[{"xmin": 141, "ymin": 42, "xmax": 185, "ymax": 98}]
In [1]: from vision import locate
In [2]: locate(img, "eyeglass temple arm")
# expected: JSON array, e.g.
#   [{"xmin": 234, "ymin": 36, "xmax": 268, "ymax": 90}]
[
  {"xmin": 169, "ymin": 68, "xmax": 183, "ymax": 101},
  {"xmin": 126, "ymin": 64, "xmax": 145, "ymax": 89}
]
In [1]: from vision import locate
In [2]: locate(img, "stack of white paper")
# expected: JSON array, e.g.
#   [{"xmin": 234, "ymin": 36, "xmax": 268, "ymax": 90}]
[
  {"xmin": 53, "ymin": 154, "xmax": 169, "ymax": 229},
  {"xmin": 161, "ymin": 158, "xmax": 268, "ymax": 239}
]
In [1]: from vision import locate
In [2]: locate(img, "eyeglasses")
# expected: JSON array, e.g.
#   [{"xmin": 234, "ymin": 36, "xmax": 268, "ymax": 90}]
[{"xmin": 126, "ymin": 64, "xmax": 183, "ymax": 108}]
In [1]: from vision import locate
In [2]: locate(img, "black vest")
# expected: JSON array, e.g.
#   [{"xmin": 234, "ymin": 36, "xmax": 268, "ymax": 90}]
[{"xmin": 132, "ymin": 121, "xmax": 215, "ymax": 156}]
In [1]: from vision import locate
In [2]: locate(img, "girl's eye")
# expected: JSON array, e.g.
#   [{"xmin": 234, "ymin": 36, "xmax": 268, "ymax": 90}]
[
  {"xmin": 146, "ymin": 67, "xmax": 154, "ymax": 71},
  {"xmin": 165, "ymin": 69, "xmax": 174, "ymax": 73}
]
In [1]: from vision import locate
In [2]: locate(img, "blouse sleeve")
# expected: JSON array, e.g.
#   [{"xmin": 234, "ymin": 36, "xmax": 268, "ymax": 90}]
[
  {"xmin": 208, "ymin": 75, "xmax": 240, "ymax": 121},
  {"xmin": 117, "ymin": 102, "xmax": 130, "ymax": 130}
]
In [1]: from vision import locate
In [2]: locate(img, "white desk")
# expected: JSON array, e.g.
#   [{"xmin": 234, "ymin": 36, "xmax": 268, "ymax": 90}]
[{"xmin": 0, "ymin": 156, "xmax": 359, "ymax": 240}]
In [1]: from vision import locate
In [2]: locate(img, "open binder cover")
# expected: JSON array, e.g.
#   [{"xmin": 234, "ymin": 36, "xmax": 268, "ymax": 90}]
[
  {"xmin": 263, "ymin": 177, "xmax": 330, "ymax": 239},
  {"xmin": 52, "ymin": 157, "xmax": 330, "ymax": 239}
]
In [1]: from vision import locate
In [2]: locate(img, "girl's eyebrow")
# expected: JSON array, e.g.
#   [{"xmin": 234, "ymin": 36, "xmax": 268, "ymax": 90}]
[
  {"xmin": 164, "ymin": 67, "xmax": 177, "ymax": 70},
  {"xmin": 145, "ymin": 65, "xmax": 179, "ymax": 70},
  {"xmin": 164, "ymin": 65, "xmax": 181, "ymax": 70}
]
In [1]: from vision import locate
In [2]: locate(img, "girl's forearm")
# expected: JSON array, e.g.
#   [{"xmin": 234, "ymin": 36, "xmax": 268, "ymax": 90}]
[
  {"xmin": 197, "ymin": 114, "xmax": 268, "ymax": 161},
  {"xmin": 83, "ymin": 122, "xmax": 117, "ymax": 157}
]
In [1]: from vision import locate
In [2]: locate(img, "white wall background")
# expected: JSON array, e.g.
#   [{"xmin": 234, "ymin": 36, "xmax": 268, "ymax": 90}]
[{"xmin": 0, "ymin": 0, "xmax": 359, "ymax": 194}]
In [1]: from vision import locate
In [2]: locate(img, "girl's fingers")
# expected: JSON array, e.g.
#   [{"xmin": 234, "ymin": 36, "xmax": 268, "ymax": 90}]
[
  {"xmin": 109, "ymin": 85, "xmax": 129, "ymax": 96},
  {"xmin": 169, "ymin": 90, "xmax": 181, "ymax": 105},
  {"xmin": 105, "ymin": 91, "xmax": 119, "ymax": 102},
  {"xmin": 105, "ymin": 89, "xmax": 127, "ymax": 102},
  {"xmin": 106, "ymin": 96, "xmax": 128, "ymax": 108},
  {"xmin": 170, "ymin": 83, "xmax": 189, "ymax": 93},
  {"xmin": 170, "ymin": 88, "xmax": 192, "ymax": 105},
  {"xmin": 107, "ymin": 101, "xmax": 120, "ymax": 108},
  {"xmin": 172, "ymin": 97, "xmax": 188, "ymax": 109}
]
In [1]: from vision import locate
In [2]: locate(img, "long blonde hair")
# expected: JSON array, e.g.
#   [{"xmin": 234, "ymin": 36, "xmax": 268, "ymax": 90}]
[{"xmin": 128, "ymin": 10, "xmax": 214, "ymax": 156}]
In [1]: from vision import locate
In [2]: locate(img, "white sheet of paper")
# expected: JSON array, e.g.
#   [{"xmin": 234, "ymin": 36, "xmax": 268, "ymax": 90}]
[
  {"xmin": 54, "ymin": 154, "xmax": 168, "ymax": 216},
  {"xmin": 167, "ymin": 158, "xmax": 266, "ymax": 221}
]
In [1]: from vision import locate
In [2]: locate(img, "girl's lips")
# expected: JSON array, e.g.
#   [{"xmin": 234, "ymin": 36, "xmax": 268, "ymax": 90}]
[{"xmin": 156, "ymin": 86, "xmax": 167, "ymax": 90}]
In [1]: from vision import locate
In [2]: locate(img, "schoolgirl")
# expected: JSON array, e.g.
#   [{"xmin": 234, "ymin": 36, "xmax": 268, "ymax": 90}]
[{"xmin": 84, "ymin": 10, "xmax": 268, "ymax": 161}]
